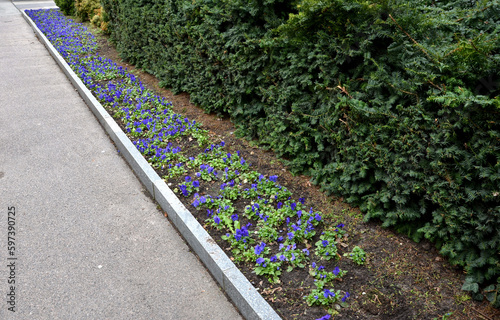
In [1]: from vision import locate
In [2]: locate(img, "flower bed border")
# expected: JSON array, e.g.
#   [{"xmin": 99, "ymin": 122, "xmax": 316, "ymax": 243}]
[{"xmin": 21, "ymin": 9, "xmax": 281, "ymax": 320}]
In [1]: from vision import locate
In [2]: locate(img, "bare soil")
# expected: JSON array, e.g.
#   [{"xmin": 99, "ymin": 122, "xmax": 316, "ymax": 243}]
[{"xmin": 88, "ymin": 24, "xmax": 500, "ymax": 320}]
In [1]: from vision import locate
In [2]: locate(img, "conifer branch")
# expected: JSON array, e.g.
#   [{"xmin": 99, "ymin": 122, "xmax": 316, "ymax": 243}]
[{"xmin": 389, "ymin": 14, "xmax": 436, "ymax": 63}]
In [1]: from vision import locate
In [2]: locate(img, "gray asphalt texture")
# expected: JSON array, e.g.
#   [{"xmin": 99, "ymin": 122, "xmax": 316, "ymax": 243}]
[{"xmin": 0, "ymin": 0, "xmax": 243, "ymax": 319}]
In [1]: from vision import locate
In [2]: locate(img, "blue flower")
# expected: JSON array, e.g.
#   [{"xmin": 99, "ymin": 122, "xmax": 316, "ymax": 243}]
[
  {"xmin": 231, "ymin": 214, "xmax": 238, "ymax": 221},
  {"xmin": 315, "ymin": 315, "xmax": 331, "ymax": 320},
  {"xmin": 323, "ymin": 289, "xmax": 335, "ymax": 298},
  {"xmin": 322, "ymin": 240, "xmax": 329, "ymax": 247},
  {"xmin": 287, "ymin": 232, "xmax": 294, "ymax": 240},
  {"xmin": 179, "ymin": 184, "xmax": 189, "ymax": 196},
  {"xmin": 333, "ymin": 266, "xmax": 340, "ymax": 276},
  {"xmin": 342, "ymin": 292, "xmax": 350, "ymax": 302},
  {"xmin": 192, "ymin": 180, "xmax": 200, "ymax": 188},
  {"xmin": 254, "ymin": 242, "xmax": 266, "ymax": 255},
  {"xmin": 235, "ymin": 226, "xmax": 249, "ymax": 241},
  {"xmin": 256, "ymin": 257, "xmax": 265, "ymax": 266},
  {"xmin": 269, "ymin": 175, "xmax": 278, "ymax": 182},
  {"xmin": 214, "ymin": 216, "xmax": 220, "ymax": 225}
]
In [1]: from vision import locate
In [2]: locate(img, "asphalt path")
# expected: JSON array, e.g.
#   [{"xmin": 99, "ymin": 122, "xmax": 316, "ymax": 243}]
[{"xmin": 0, "ymin": 0, "xmax": 242, "ymax": 318}]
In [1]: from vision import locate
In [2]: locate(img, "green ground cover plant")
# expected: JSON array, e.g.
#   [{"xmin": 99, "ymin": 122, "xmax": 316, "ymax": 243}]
[{"xmin": 100, "ymin": 0, "xmax": 500, "ymax": 305}]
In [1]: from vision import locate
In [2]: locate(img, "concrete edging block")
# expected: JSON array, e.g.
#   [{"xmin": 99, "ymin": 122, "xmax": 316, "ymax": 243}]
[
  {"xmin": 22, "ymin": 9, "xmax": 282, "ymax": 320},
  {"xmin": 224, "ymin": 267, "xmax": 281, "ymax": 320}
]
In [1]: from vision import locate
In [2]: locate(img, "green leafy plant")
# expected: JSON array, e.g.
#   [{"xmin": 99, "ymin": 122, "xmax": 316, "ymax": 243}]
[
  {"xmin": 305, "ymin": 281, "xmax": 347, "ymax": 307},
  {"xmin": 432, "ymin": 312, "xmax": 453, "ymax": 320},
  {"xmin": 315, "ymin": 232, "xmax": 339, "ymax": 261},
  {"xmin": 54, "ymin": 0, "xmax": 75, "ymax": 15},
  {"xmin": 344, "ymin": 246, "xmax": 366, "ymax": 265},
  {"xmin": 484, "ymin": 281, "xmax": 500, "ymax": 307}
]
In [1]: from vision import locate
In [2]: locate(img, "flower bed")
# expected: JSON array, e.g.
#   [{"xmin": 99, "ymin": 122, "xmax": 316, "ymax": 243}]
[{"xmin": 25, "ymin": 8, "xmax": 367, "ymax": 319}]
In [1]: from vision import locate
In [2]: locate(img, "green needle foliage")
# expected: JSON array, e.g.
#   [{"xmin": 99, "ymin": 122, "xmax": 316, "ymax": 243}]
[
  {"xmin": 54, "ymin": 0, "xmax": 75, "ymax": 15},
  {"xmin": 101, "ymin": 0, "xmax": 500, "ymax": 303}
]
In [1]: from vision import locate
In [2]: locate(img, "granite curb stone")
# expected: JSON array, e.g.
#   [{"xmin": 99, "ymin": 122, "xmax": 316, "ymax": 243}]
[{"xmin": 21, "ymin": 8, "xmax": 281, "ymax": 320}]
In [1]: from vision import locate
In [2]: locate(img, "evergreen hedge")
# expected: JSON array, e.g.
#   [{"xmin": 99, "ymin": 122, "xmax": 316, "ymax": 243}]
[
  {"xmin": 54, "ymin": 0, "xmax": 75, "ymax": 15},
  {"xmin": 100, "ymin": 0, "xmax": 500, "ymax": 303}
]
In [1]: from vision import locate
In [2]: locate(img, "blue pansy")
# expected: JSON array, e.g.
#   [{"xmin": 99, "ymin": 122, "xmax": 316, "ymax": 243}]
[
  {"xmin": 342, "ymin": 292, "xmax": 350, "ymax": 302},
  {"xmin": 333, "ymin": 266, "xmax": 340, "ymax": 276},
  {"xmin": 323, "ymin": 289, "xmax": 335, "ymax": 298},
  {"xmin": 254, "ymin": 242, "xmax": 266, "ymax": 255},
  {"xmin": 256, "ymin": 257, "xmax": 265, "ymax": 266}
]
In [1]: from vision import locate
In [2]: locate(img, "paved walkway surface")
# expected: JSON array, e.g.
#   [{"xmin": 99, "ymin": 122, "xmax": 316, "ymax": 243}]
[{"xmin": 0, "ymin": 0, "xmax": 242, "ymax": 319}]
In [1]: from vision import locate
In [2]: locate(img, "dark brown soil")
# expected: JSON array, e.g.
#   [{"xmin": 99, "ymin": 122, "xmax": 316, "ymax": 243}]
[{"xmin": 87, "ymin": 24, "xmax": 500, "ymax": 320}]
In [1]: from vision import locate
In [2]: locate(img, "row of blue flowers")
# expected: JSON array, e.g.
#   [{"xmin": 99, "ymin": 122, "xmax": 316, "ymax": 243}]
[{"xmin": 25, "ymin": 8, "xmax": 367, "ymax": 319}]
